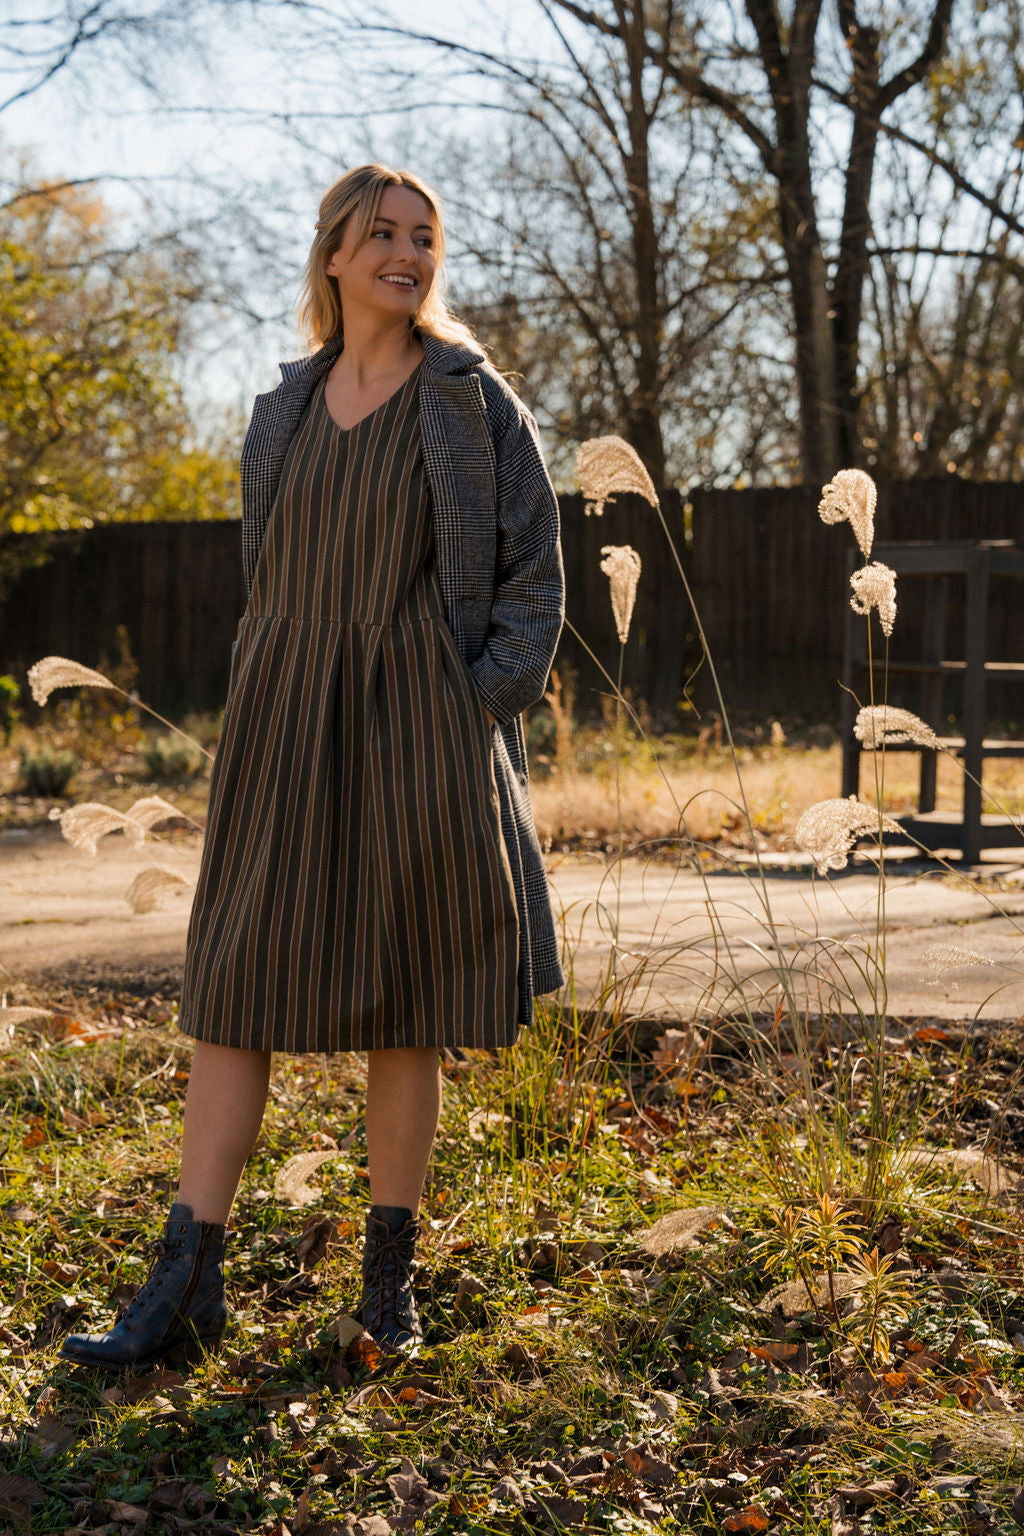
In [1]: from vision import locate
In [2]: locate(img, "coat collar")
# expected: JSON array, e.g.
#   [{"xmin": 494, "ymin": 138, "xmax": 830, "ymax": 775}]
[{"xmin": 278, "ymin": 328, "xmax": 485, "ymax": 385}]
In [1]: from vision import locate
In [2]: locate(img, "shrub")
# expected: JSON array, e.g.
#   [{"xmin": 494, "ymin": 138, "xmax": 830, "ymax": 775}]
[
  {"xmin": 18, "ymin": 745, "xmax": 78, "ymax": 796},
  {"xmin": 139, "ymin": 733, "xmax": 203, "ymax": 781}
]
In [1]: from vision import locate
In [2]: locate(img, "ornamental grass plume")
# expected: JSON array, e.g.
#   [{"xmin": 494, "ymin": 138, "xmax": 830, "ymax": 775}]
[
  {"xmin": 818, "ymin": 467, "xmax": 877, "ymax": 558},
  {"xmin": 0, "ymin": 1006, "xmax": 51, "ymax": 1028},
  {"xmin": 795, "ymin": 795, "xmax": 903, "ymax": 874},
  {"xmin": 849, "ymin": 562, "xmax": 897, "ymax": 637},
  {"xmin": 923, "ymin": 943, "xmax": 994, "ymax": 975},
  {"xmin": 28, "ymin": 652, "xmax": 213, "ymax": 761},
  {"xmin": 54, "ymin": 802, "xmax": 149, "ymax": 856},
  {"xmin": 125, "ymin": 794, "xmax": 193, "ymax": 832},
  {"xmin": 575, "ymin": 436, "xmax": 660, "ymax": 516},
  {"xmin": 126, "ymin": 866, "xmax": 192, "ymax": 914},
  {"xmin": 854, "ymin": 706, "xmax": 939, "ymax": 750},
  {"xmin": 599, "ymin": 545, "xmax": 642, "ymax": 644},
  {"xmin": 27, "ymin": 656, "xmax": 114, "ymax": 706}
]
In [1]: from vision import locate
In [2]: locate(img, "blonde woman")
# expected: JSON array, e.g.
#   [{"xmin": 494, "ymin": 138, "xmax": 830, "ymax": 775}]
[{"xmin": 60, "ymin": 165, "xmax": 564, "ymax": 1369}]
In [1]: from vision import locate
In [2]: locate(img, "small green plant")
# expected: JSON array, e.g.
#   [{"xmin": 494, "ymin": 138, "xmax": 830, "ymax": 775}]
[
  {"xmin": 753, "ymin": 1193, "xmax": 865, "ymax": 1325},
  {"xmin": 843, "ymin": 1245, "xmax": 913, "ymax": 1365},
  {"xmin": 0, "ymin": 674, "xmax": 19, "ymax": 744},
  {"xmin": 139, "ymin": 733, "xmax": 203, "ymax": 781},
  {"xmin": 17, "ymin": 744, "xmax": 78, "ymax": 796}
]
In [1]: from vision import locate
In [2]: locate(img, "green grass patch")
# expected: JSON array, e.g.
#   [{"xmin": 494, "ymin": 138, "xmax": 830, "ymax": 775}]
[{"xmin": 0, "ymin": 985, "xmax": 1023, "ymax": 1533}]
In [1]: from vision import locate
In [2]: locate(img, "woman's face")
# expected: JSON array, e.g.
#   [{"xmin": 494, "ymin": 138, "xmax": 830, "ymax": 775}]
[{"xmin": 325, "ymin": 184, "xmax": 438, "ymax": 326}]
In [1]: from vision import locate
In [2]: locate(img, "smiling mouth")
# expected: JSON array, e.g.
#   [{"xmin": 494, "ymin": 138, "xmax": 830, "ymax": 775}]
[{"xmin": 379, "ymin": 274, "xmax": 417, "ymax": 288}]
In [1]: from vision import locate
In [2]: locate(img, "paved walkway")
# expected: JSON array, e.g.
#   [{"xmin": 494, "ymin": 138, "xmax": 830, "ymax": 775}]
[
  {"xmin": 546, "ymin": 852, "xmax": 1024, "ymax": 1022},
  {"xmin": 2, "ymin": 825, "xmax": 1023, "ymax": 1020}
]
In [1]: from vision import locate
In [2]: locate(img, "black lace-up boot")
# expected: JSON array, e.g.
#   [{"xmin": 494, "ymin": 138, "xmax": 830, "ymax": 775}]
[
  {"xmin": 358, "ymin": 1204, "xmax": 422, "ymax": 1349},
  {"xmin": 59, "ymin": 1203, "xmax": 227, "ymax": 1371}
]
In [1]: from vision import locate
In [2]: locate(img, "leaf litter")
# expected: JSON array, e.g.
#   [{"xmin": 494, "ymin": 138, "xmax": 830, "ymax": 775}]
[{"xmin": 1, "ymin": 982, "xmax": 1024, "ymax": 1532}]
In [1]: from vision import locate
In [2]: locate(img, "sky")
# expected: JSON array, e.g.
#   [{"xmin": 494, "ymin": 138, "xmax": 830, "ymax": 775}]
[{"xmin": 1, "ymin": 0, "xmax": 536, "ymax": 418}]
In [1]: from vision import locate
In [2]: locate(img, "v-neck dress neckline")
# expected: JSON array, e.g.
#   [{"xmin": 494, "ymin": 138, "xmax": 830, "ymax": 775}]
[{"xmin": 322, "ymin": 358, "xmax": 424, "ymax": 435}]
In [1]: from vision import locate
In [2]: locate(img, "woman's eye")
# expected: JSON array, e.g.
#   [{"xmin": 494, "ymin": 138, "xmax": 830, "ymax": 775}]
[
  {"xmin": 372, "ymin": 228, "xmax": 391, "ymax": 239},
  {"xmin": 416, "ymin": 237, "xmax": 434, "ymax": 248}
]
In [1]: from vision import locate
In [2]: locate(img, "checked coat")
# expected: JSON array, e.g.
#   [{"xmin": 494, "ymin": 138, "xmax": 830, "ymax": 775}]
[{"xmin": 236, "ymin": 328, "xmax": 566, "ymax": 1024}]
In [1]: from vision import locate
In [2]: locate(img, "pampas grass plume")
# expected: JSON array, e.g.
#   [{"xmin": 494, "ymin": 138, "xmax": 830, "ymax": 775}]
[
  {"xmin": 126, "ymin": 795, "xmax": 188, "ymax": 832},
  {"xmin": 795, "ymin": 795, "xmax": 903, "ymax": 874},
  {"xmin": 923, "ymin": 943, "xmax": 994, "ymax": 974},
  {"xmin": 576, "ymin": 437, "xmax": 660, "ymax": 516},
  {"xmin": 818, "ymin": 468, "xmax": 877, "ymax": 558},
  {"xmin": 599, "ymin": 545, "xmax": 642, "ymax": 644},
  {"xmin": 850, "ymin": 562, "xmax": 897, "ymax": 636},
  {"xmin": 28, "ymin": 656, "xmax": 114, "ymax": 706},
  {"xmin": 126, "ymin": 867, "xmax": 192, "ymax": 913},
  {"xmin": 56, "ymin": 802, "xmax": 148, "ymax": 856},
  {"xmin": 854, "ymin": 706, "xmax": 938, "ymax": 749}
]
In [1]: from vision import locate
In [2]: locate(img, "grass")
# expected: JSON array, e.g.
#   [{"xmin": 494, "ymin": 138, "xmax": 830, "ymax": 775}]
[{"xmin": 1, "ymin": 984, "xmax": 1023, "ymax": 1534}]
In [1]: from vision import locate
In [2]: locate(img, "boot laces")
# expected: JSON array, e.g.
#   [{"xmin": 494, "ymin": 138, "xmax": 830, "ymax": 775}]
[
  {"xmin": 121, "ymin": 1234, "xmax": 185, "ymax": 1321},
  {"xmin": 367, "ymin": 1229, "xmax": 415, "ymax": 1324}
]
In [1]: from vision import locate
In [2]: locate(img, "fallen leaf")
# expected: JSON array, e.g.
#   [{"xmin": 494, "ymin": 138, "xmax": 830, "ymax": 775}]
[
  {"xmin": 749, "ymin": 1341, "xmax": 801, "ymax": 1365},
  {"xmin": 296, "ymin": 1214, "xmax": 338, "ymax": 1269},
  {"xmin": 723, "ymin": 1506, "xmax": 770, "ymax": 1532},
  {"xmin": 107, "ymin": 1500, "xmax": 148, "ymax": 1524},
  {"xmin": 0, "ymin": 1476, "xmax": 44, "ymax": 1506},
  {"xmin": 622, "ymin": 1443, "xmax": 675, "ymax": 1487},
  {"xmin": 837, "ymin": 1480, "xmax": 898, "ymax": 1508}
]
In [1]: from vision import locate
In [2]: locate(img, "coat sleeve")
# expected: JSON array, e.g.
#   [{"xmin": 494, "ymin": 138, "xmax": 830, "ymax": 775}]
[{"xmin": 469, "ymin": 386, "xmax": 566, "ymax": 724}]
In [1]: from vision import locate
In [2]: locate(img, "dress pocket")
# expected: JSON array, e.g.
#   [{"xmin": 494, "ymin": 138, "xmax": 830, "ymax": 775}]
[{"xmin": 435, "ymin": 622, "xmax": 493, "ymax": 741}]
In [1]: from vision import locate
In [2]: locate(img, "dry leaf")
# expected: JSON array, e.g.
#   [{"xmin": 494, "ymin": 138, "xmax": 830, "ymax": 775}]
[{"xmin": 723, "ymin": 1506, "xmax": 770, "ymax": 1532}]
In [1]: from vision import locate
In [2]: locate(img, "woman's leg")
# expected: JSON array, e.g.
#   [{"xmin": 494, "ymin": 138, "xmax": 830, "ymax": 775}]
[
  {"xmin": 364, "ymin": 1046, "xmax": 442, "ymax": 1215},
  {"xmin": 59, "ymin": 1040, "xmax": 270, "ymax": 1367},
  {"xmin": 176, "ymin": 1041, "xmax": 273, "ymax": 1223}
]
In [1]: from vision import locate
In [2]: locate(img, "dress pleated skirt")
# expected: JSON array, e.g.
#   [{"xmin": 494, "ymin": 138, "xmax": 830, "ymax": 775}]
[{"xmin": 177, "ymin": 364, "xmax": 520, "ymax": 1052}]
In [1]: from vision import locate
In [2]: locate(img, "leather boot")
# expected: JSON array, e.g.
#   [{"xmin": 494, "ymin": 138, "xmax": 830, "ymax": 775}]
[
  {"xmin": 358, "ymin": 1204, "xmax": 422, "ymax": 1349},
  {"xmin": 59, "ymin": 1203, "xmax": 227, "ymax": 1371}
]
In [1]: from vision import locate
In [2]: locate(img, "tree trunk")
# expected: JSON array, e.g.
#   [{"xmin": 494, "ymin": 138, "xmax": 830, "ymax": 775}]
[
  {"xmin": 832, "ymin": 20, "xmax": 882, "ymax": 469},
  {"xmin": 747, "ymin": 0, "xmax": 839, "ymax": 483},
  {"xmin": 619, "ymin": 0, "xmax": 668, "ymax": 487}
]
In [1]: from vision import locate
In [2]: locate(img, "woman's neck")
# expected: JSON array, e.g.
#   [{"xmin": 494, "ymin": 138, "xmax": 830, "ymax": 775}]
[{"xmin": 334, "ymin": 315, "xmax": 422, "ymax": 385}]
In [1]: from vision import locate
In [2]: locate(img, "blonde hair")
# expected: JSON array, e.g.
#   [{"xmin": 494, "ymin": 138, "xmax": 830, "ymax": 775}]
[{"xmin": 298, "ymin": 163, "xmax": 485, "ymax": 355}]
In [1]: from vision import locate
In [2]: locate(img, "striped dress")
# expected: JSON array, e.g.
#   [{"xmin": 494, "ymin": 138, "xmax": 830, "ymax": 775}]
[{"xmin": 177, "ymin": 363, "xmax": 520, "ymax": 1053}]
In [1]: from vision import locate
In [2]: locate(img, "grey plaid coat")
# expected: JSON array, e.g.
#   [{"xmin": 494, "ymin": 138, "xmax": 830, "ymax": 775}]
[{"xmin": 236, "ymin": 328, "xmax": 566, "ymax": 1022}]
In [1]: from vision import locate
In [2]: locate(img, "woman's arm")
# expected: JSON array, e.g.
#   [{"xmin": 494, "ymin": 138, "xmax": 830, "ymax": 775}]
[{"xmin": 469, "ymin": 387, "xmax": 565, "ymax": 725}]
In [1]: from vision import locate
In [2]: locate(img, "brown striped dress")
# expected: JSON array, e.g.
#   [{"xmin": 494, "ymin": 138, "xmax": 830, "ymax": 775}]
[{"xmin": 177, "ymin": 363, "xmax": 520, "ymax": 1053}]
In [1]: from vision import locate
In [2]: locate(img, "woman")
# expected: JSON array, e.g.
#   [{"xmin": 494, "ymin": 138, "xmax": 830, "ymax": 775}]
[{"xmin": 59, "ymin": 164, "xmax": 565, "ymax": 1369}]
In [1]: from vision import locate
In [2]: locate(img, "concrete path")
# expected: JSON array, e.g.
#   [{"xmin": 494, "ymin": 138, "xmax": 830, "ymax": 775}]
[
  {"xmin": 546, "ymin": 852, "xmax": 1024, "ymax": 1022},
  {"xmin": 2, "ymin": 824, "xmax": 1023, "ymax": 1020}
]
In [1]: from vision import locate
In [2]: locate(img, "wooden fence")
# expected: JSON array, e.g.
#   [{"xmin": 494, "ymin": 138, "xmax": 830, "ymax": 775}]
[{"xmin": 2, "ymin": 479, "xmax": 1022, "ymax": 723}]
